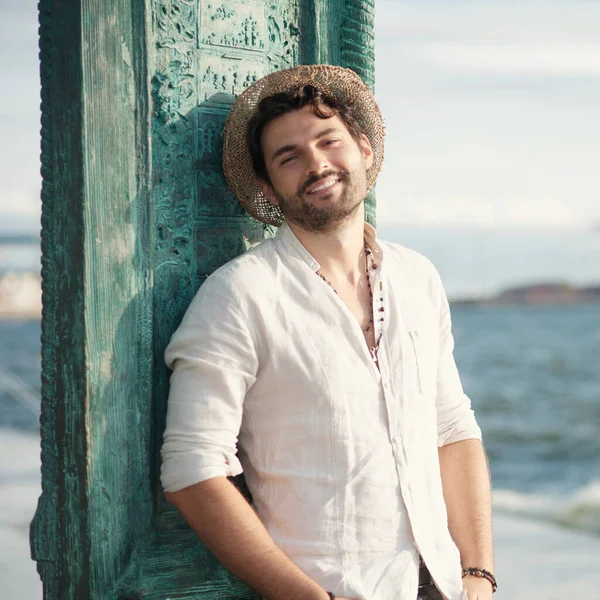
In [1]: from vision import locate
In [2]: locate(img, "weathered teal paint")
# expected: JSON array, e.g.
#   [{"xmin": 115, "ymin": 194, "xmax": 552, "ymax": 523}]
[
  {"xmin": 32, "ymin": 1, "xmax": 376, "ymax": 598},
  {"xmin": 32, "ymin": 0, "xmax": 155, "ymax": 598}
]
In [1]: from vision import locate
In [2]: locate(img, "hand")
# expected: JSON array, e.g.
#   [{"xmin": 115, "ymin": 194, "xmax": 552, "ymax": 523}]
[{"xmin": 462, "ymin": 575, "xmax": 493, "ymax": 600}]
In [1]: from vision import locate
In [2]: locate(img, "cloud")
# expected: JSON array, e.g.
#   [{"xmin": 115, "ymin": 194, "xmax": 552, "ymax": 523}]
[
  {"xmin": 373, "ymin": 0, "xmax": 600, "ymax": 230},
  {"xmin": 376, "ymin": 191, "xmax": 584, "ymax": 230},
  {"xmin": 376, "ymin": 0, "xmax": 600, "ymax": 46},
  {"xmin": 419, "ymin": 42, "xmax": 600, "ymax": 78}
]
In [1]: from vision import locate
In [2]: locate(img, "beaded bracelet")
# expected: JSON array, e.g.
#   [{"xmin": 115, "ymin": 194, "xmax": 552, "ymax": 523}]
[{"xmin": 461, "ymin": 567, "xmax": 498, "ymax": 593}]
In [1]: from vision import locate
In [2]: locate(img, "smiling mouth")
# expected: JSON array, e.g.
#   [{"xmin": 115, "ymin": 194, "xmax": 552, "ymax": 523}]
[{"xmin": 305, "ymin": 178, "xmax": 342, "ymax": 195}]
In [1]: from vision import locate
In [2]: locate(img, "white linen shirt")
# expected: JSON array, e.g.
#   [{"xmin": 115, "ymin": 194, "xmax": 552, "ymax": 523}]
[{"xmin": 161, "ymin": 222, "xmax": 481, "ymax": 600}]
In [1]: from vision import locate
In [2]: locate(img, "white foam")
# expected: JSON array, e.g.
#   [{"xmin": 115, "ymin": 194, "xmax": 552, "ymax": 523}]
[
  {"xmin": 0, "ymin": 524, "xmax": 42, "ymax": 599},
  {"xmin": 493, "ymin": 483, "xmax": 600, "ymax": 535},
  {"xmin": 0, "ymin": 427, "xmax": 40, "ymax": 478},
  {"xmin": 0, "ymin": 428, "xmax": 42, "ymax": 599}
]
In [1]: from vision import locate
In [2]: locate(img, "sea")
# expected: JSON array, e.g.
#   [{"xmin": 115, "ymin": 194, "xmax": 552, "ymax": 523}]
[{"xmin": 2, "ymin": 227, "xmax": 600, "ymax": 598}]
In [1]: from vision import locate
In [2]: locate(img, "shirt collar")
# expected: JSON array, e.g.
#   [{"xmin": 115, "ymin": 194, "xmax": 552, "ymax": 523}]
[
  {"xmin": 275, "ymin": 220, "xmax": 384, "ymax": 272},
  {"xmin": 364, "ymin": 221, "xmax": 384, "ymax": 269}
]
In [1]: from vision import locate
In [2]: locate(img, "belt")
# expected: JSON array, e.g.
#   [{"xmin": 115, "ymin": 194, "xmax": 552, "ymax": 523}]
[{"xmin": 418, "ymin": 556, "xmax": 434, "ymax": 588}]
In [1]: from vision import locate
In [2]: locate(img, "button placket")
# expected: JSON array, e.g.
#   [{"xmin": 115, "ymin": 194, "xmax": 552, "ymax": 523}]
[{"xmin": 370, "ymin": 270, "xmax": 384, "ymax": 347}]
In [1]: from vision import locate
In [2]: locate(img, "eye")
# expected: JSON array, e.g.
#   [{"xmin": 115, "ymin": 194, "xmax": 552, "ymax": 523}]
[
  {"xmin": 280, "ymin": 155, "xmax": 296, "ymax": 166},
  {"xmin": 323, "ymin": 138, "xmax": 340, "ymax": 146}
]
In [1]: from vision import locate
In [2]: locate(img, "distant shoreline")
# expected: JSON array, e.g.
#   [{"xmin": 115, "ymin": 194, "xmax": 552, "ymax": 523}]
[
  {"xmin": 0, "ymin": 233, "xmax": 40, "ymax": 245},
  {"xmin": 450, "ymin": 282, "xmax": 600, "ymax": 307}
]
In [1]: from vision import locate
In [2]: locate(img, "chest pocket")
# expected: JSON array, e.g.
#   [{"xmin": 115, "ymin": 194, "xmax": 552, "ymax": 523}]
[
  {"xmin": 383, "ymin": 267, "xmax": 441, "ymax": 400},
  {"xmin": 408, "ymin": 325, "xmax": 439, "ymax": 399}
]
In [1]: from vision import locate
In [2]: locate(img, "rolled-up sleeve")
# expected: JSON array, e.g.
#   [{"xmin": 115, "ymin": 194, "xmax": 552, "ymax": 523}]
[
  {"xmin": 160, "ymin": 273, "xmax": 259, "ymax": 493},
  {"xmin": 432, "ymin": 268, "xmax": 482, "ymax": 448}
]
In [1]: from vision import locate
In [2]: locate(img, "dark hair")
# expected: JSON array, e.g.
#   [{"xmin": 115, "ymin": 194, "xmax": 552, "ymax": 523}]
[{"xmin": 246, "ymin": 84, "xmax": 365, "ymax": 185}]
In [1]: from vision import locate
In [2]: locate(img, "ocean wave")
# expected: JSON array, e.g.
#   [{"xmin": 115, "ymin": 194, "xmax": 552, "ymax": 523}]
[
  {"xmin": 493, "ymin": 482, "xmax": 600, "ymax": 536},
  {"xmin": 0, "ymin": 367, "xmax": 40, "ymax": 431}
]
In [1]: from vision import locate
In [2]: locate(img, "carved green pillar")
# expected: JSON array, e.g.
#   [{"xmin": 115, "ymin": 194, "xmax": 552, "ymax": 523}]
[{"xmin": 31, "ymin": 1, "xmax": 376, "ymax": 598}]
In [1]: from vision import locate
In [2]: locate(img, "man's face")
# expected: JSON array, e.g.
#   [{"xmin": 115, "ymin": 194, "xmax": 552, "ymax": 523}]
[{"xmin": 258, "ymin": 105, "xmax": 374, "ymax": 232}]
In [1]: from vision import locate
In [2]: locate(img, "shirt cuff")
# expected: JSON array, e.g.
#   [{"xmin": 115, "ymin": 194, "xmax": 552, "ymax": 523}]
[
  {"xmin": 437, "ymin": 406, "xmax": 482, "ymax": 447},
  {"xmin": 160, "ymin": 450, "xmax": 244, "ymax": 493}
]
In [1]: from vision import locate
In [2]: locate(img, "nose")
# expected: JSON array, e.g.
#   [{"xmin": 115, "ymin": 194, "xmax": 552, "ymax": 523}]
[{"xmin": 304, "ymin": 145, "xmax": 330, "ymax": 175}]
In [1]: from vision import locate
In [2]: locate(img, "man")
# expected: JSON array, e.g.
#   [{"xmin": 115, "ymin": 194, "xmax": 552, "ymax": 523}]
[{"xmin": 161, "ymin": 65, "xmax": 495, "ymax": 600}]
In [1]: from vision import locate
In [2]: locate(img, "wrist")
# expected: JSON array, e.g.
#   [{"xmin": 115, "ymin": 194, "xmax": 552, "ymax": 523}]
[
  {"xmin": 297, "ymin": 584, "xmax": 332, "ymax": 600},
  {"xmin": 264, "ymin": 577, "xmax": 330, "ymax": 600},
  {"xmin": 461, "ymin": 567, "xmax": 497, "ymax": 593}
]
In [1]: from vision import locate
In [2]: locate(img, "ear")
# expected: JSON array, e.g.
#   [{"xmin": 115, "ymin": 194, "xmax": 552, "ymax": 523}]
[
  {"xmin": 257, "ymin": 177, "xmax": 279, "ymax": 207},
  {"xmin": 358, "ymin": 134, "xmax": 374, "ymax": 170}
]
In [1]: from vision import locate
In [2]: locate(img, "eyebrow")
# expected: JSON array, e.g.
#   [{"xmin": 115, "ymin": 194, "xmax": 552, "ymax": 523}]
[{"xmin": 270, "ymin": 127, "xmax": 341, "ymax": 162}]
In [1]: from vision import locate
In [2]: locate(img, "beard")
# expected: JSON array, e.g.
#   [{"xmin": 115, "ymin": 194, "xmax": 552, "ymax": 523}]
[{"xmin": 273, "ymin": 168, "xmax": 368, "ymax": 233}]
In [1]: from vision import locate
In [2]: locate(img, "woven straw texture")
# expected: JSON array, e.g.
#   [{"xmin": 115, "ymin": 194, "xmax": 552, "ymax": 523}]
[{"xmin": 222, "ymin": 64, "xmax": 385, "ymax": 226}]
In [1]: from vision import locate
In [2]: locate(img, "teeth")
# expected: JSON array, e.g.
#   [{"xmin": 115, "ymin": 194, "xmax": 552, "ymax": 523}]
[{"xmin": 309, "ymin": 179, "xmax": 338, "ymax": 194}]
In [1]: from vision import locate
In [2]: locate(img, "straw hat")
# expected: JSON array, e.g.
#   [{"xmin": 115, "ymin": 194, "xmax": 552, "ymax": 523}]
[{"xmin": 222, "ymin": 64, "xmax": 385, "ymax": 226}]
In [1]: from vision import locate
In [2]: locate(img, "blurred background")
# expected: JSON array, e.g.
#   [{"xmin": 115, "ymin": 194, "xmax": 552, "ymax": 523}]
[{"xmin": 1, "ymin": 0, "xmax": 599, "ymax": 598}]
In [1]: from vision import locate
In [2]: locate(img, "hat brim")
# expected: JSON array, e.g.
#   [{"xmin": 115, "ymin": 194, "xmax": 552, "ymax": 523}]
[{"xmin": 222, "ymin": 64, "xmax": 385, "ymax": 226}]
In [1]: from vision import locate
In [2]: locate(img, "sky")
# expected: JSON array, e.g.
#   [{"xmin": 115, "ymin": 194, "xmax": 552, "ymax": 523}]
[
  {"xmin": 0, "ymin": 0, "xmax": 40, "ymax": 231},
  {"xmin": 374, "ymin": 0, "xmax": 600, "ymax": 229},
  {"xmin": 1, "ymin": 0, "xmax": 599, "ymax": 232}
]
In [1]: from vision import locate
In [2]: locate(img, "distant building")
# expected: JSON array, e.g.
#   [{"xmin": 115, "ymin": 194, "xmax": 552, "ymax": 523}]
[{"xmin": 0, "ymin": 272, "xmax": 41, "ymax": 318}]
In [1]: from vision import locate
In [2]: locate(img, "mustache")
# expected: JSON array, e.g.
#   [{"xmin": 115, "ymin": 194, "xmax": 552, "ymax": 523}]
[{"xmin": 299, "ymin": 169, "xmax": 349, "ymax": 196}]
